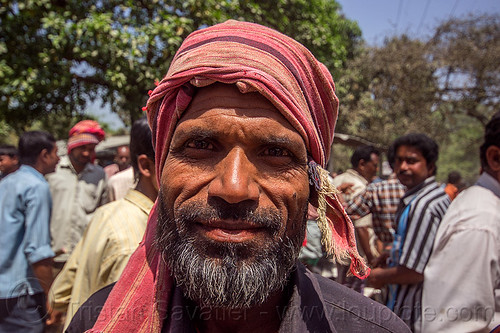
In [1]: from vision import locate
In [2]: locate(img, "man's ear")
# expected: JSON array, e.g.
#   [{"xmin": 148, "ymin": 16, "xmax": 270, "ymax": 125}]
[
  {"xmin": 357, "ymin": 159, "xmax": 366, "ymax": 169},
  {"xmin": 427, "ymin": 163, "xmax": 437, "ymax": 177},
  {"xmin": 38, "ymin": 148, "xmax": 49, "ymax": 163},
  {"xmin": 137, "ymin": 154, "xmax": 154, "ymax": 178},
  {"xmin": 34, "ymin": 148, "xmax": 50, "ymax": 172},
  {"xmin": 486, "ymin": 145, "xmax": 500, "ymax": 172}
]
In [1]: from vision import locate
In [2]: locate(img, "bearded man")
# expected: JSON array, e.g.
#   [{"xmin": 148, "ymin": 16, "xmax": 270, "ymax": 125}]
[{"xmin": 67, "ymin": 20, "xmax": 409, "ymax": 333}]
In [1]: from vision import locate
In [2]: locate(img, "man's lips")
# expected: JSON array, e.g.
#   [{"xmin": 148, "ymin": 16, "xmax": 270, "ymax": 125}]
[{"xmin": 196, "ymin": 220, "xmax": 266, "ymax": 242}]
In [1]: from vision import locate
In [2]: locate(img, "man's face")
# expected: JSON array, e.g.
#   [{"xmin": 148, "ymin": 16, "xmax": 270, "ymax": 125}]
[
  {"xmin": 395, "ymin": 145, "xmax": 434, "ymax": 190},
  {"xmin": 156, "ymin": 84, "xmax": 310, "ymax": 308},
  {"xmin": 0, "ymin": 154, "xmax": 19, "ymax": 175},
  {"xmin": 364, "ymin": 153, "xmax": 379, "ymax": 182},
  {"xmin": 69, "ymin": 143, "xmax": 96, "ymax": 168},
  {"xmin": 115, "ymin": 146, "xmax": 130, "ymax": 170},
  {"xmin": 45, "ymin": 144, "xmax": 60, "ymax": 174}
]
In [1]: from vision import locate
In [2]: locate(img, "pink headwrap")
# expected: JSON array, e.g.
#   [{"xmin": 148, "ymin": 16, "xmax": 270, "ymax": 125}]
[
  {"xmin": 88, "ymin": 20, "xmax": 368, "ymax": 333},
  {"xmin": 67, "ymin": 120, "xmax": 105, "ymax": 153}
]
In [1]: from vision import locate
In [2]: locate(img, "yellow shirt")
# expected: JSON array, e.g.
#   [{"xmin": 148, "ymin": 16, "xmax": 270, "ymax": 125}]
[{"xmin": 49, "ymin": 189, "xmax": 153, "ymax": 329}]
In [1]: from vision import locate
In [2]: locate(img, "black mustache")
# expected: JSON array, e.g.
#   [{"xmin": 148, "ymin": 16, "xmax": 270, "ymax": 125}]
[{"xmin": 175, "ymin": 198, "xmax": 282, "ymax": 233}]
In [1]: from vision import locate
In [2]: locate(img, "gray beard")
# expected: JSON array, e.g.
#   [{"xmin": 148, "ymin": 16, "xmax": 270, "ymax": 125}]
[{"xmin": 155, "ymin": 197, "xmax": 306, "ymax": 309}]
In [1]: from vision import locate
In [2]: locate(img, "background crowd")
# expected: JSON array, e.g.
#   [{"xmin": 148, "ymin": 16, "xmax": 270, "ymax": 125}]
[{"xmin": 0, "ymin": 111, "xmax": 498, "ymax": 332}]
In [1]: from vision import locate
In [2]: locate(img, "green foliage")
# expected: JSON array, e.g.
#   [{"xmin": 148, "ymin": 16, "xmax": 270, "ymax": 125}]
[
  {"xmin": 436, "ymin": 114, "xmax": 483, "ymax": 185},
  {"xmin": 0, "ymin": 120, "xmax": 17, "ymax": 144},
  {"xmin": 1, "ymin": 0, "xmax": 86, "ymax": 134},
  {"xmin": 30, "ymin": 113, "xmax": 103, "ymax": 140},
  {"xmin": 0, "ymin": 0, "xmax": 360, "ymax": 134},
  {"xmin": 328, "ymin": 144, "xmax": 354, "ymax": 175}
]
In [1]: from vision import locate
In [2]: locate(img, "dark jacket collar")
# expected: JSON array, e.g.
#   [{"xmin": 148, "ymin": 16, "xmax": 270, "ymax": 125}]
[{"xmin": 163, "ymin": 263, "xmax": 336, "ymax": 333}]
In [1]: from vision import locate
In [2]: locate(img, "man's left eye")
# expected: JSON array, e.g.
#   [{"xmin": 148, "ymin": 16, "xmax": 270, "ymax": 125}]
[
  {"xmin": 263, "ymin": 147, "xmax": 292, "ymax": 157},
  {"xmin": 186, "ymin": 139, "xmax": 213, "ymax": 150}
]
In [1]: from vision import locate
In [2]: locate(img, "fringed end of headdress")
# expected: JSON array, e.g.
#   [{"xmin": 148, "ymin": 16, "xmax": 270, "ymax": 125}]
[
  {"xmin": 308, "ymin": 160, "xmax": 343, "ymax": 259},
  {"xmin": 308, "ymin": 160, "xmax": 370, "ymax": 279}
]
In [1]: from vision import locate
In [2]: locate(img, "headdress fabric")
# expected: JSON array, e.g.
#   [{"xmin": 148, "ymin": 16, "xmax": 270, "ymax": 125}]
[
  {"xmin": 67, "ymin": 120, "xmax": 105, "ymax": 153},
  {"xmin": 88, "ymin": 20, "xmax": 368, "ymax": 333}
]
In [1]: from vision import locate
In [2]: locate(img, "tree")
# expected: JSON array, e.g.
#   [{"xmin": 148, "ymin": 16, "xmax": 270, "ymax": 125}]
[
  {"xmin": 0, "ymin": 0, "xmax": 360, "ymax": 136},
  {"xmin": 0, "ymin": 120, "xmax": 16, "ymax": 144},
  {"xmin": 430, "ymin": 14, "xmax": 500, "ymax": 126},
  {"xmin": 336, "ymin": 36, "xmax": 443, "ymax": 146},
  {"xmin": 436, "ymin": 113, "xmax": 483, "ymax": 184}
]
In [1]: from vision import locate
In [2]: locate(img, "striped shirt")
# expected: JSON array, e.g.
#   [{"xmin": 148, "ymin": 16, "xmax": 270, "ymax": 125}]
[
  {"xmin": 392, "ymin": 176, "xmax": 450, "ymax": 331},
  {"xmin": 346, "ymin": 176, "xmax": 406, "ymax": 243}
]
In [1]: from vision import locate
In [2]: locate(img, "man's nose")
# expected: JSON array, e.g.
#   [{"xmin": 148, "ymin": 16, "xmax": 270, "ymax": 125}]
[
  {"xmin": 208, "ymin": 148, "xmax": 260, "ymax": 204},
  {"xmin": 399, "ymin": 160, "xmax": 409, "ymax": 172}
]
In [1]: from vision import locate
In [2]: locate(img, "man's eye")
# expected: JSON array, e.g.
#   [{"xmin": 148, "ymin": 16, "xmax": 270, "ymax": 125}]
[
  {"xmin": 263, "ymin": 147, "xmax": 292, "ymax": 157},
  {"xmin": 186, "ymin": 139, "xmax": 213, "ymax": 150}
]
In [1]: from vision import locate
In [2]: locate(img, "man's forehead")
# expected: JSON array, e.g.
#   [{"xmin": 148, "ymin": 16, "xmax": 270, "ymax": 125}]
[
  {"xmin": 75, "ymin": 143, "xmax": 97, "ymax": 150},
  {"xmin": 396, "ymin": 146, "xmax": 425, "ymax": 162},
  {"xmin": 180, "ymin": 84, "xmax": 300, "ymax": 132},
  {"xmin": 117, "ymin": 146, "xmax": 129, "ymax": 154},
  {"xmin": 397, "ymin": 145, "xmax": 421, "ymax": 154}
]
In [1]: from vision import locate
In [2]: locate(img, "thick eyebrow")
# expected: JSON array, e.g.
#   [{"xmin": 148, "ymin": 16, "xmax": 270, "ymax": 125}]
[
  {"xmin": 254, "ymin": 135, "xmax": 306, "ymax": 155},
  {"xmin": 173, "ymin": 127, "xmax": 217, "ymax": 141},
  {"xmin": 171, "ymin": 126, "xmax": 307, "ymax": 158}
]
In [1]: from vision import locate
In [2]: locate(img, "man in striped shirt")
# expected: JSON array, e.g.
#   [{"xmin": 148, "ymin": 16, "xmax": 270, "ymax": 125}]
[{"xmin": 368, "ymin": 133, "xmax": 450, "ymax": 332}]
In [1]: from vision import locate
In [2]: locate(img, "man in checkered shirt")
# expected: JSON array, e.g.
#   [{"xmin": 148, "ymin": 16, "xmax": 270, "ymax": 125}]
[
  {"xmin": 346, "ymin": 173, "xmax": 406, "ymax": 255},
  {"xmin": 346, "ymin": 148, "xmax": 406, "ymax": 258}
]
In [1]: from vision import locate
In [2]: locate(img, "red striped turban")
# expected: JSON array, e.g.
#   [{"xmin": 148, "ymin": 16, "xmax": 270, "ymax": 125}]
[
  {"xmin": 67, "ymin": 120, "xmax": 105, "ymax": 153},
  {"xmin": 88, "ymin": 20, "xmax": 368, "ymax": 333}
]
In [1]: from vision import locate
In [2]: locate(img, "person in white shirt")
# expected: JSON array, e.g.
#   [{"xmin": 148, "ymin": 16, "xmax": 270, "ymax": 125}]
[{"xmin": 422, "ymin": 111, "xmax": 500, "ymax": 333}]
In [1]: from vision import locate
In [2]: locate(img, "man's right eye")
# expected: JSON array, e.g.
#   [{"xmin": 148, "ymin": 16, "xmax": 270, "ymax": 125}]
[{"xmin": 186, "ymin": 139, "xmax": 213, "ymax": 150}]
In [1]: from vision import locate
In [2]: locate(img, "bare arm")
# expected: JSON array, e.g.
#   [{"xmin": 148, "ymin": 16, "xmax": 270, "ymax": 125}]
[
  {"xmin": 368, "ymin": 265, "xmax": 423, "ymax": 289},
  {"xmin": 356, "ymin": 227, "xmax": 375, "ymax": 264},
  {"xmin": 32, "ymin": 258, "xmax": 63, "ymax": 326},
  {"xmin": 32, "ymin": 257, "xmax": 54, "ymax": 295}
]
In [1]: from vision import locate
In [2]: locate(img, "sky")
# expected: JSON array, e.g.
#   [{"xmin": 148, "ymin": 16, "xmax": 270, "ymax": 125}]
[
  {"xmin": 86, "ymin": 100, "xmax": 124, "ymax": 130},
  {"xmin": 89, "ymin": 0, "xmax": 500, "ymax": 129},
  {"xmin": 337, "ymin": 0, "xmax": 500, "ymax": 46}
]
